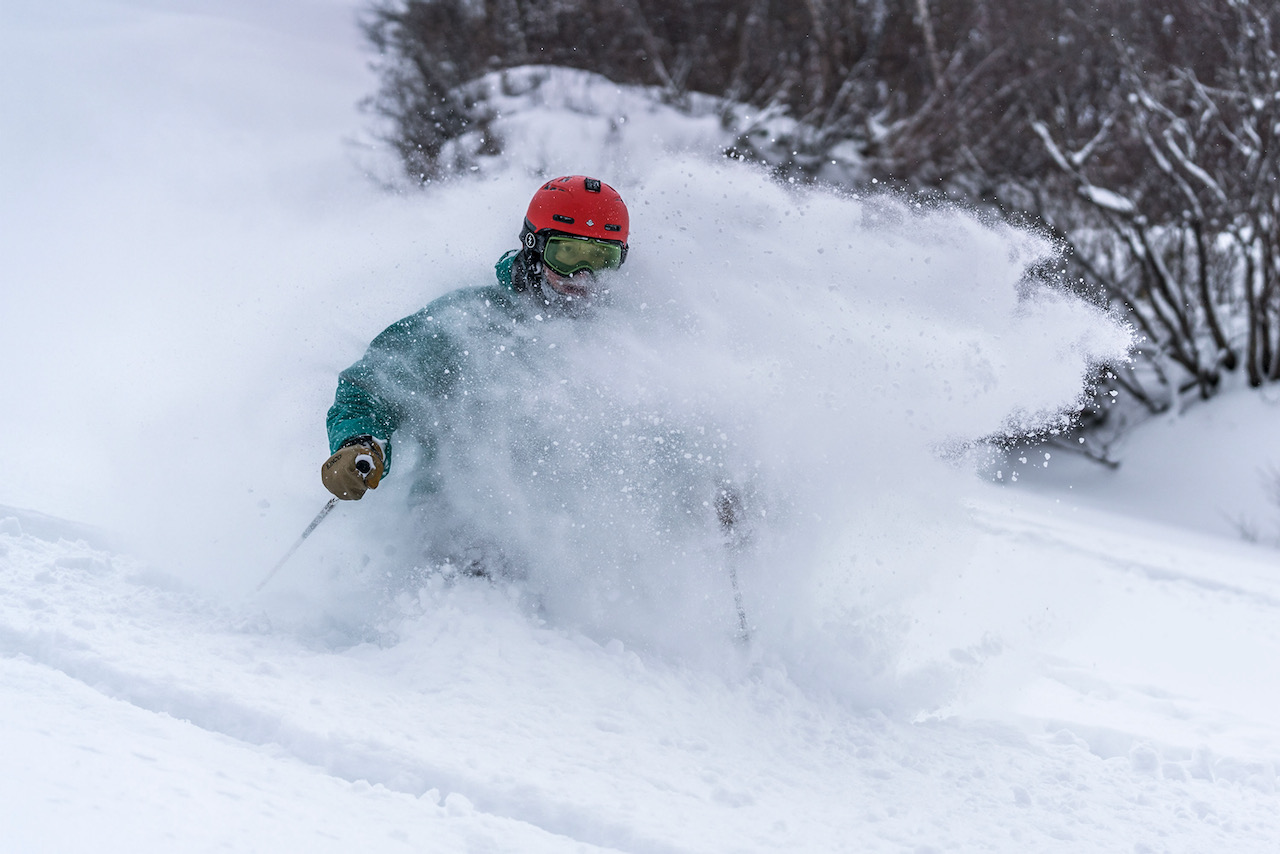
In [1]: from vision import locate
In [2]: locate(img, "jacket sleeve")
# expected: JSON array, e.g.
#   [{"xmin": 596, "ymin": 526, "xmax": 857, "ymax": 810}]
[
  {"xmin": 327, "ymin": 374, "xmax": 398, "ymax": 453},
  {"xmin": 325, "ymin": 311, "xmax": 457, "ymax": 475}
]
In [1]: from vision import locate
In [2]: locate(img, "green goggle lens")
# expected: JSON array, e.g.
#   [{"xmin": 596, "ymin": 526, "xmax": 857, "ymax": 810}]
[{"xmin": 542, "ymin": 235, "xmax": 624, "ymax": 276}]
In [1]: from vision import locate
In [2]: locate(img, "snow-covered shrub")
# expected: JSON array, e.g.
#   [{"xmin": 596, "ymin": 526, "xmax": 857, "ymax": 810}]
[{"xmin": 361, "ymin": 0, "xmax": 1280, "ymax": 453}]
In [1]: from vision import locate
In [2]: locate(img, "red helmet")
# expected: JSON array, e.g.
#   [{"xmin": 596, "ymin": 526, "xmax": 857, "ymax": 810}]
[{"xmin": 522, "ymin": 175, "xmax": 629, "ymax": 248}]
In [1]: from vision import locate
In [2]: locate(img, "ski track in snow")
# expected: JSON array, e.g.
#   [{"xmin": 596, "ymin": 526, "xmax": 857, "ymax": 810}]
[
  {"xmin": 952, "ymin": 498, "xmax": 1280, "ymax": 776},
  {"xmin": 968, "ymin": 501, "xmax": 1280, "ymax": 611},
  {"xmin": 3, "ymin": 505, "xmax": 1279, "ymax": 853}
]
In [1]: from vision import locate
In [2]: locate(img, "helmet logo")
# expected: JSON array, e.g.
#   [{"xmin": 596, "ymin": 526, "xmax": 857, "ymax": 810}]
[{"xmin": 586, "ymin": 219, "xmax": 595, "ymax": 226}]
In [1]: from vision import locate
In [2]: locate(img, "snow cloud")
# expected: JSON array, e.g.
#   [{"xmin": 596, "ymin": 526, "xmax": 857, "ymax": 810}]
[
  {"xmin": 0, "ymin": 1, "xmax": 1130, "ymax": 709},
  {"xmin": 315, "ymin": 159, "xmax": 1134, "ymax": 708}
]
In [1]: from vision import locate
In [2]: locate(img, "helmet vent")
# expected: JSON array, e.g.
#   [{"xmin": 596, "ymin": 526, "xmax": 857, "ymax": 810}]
[
  {"xmin": 604, "ymin": 223, "xmax": 621, "ymax": 232},
  {"xmin": 553, "ymin": 214, "xmax": 575, "ymax": 224}
]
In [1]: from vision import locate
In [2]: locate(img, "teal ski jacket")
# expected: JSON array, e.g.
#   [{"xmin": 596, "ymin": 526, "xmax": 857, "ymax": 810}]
[{"xmin": 326, "ymin": 251, "xmax": 533, "ymax": 485}]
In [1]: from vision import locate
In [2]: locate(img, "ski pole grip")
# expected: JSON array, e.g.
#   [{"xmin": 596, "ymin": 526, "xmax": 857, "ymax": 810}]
[{"xmin": 355, "ymin": 455, "xmax": 373, "ymax": 477}]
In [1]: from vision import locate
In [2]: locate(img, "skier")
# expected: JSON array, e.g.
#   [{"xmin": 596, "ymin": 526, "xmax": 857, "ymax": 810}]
[{"xmin": 319, "ymin": 176, "xmax": 630, "ymax": 570}]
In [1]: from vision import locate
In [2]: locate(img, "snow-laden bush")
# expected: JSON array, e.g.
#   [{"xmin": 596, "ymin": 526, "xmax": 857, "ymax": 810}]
[{"xmin": 361, "ymin": 0, "xmax": 1280, "ymax": 459}]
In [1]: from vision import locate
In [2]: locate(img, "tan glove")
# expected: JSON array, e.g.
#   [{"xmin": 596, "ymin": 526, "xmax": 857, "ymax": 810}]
[{"xmin": 321, "ymin": 440, "xmax": 385, "ymax": 500}]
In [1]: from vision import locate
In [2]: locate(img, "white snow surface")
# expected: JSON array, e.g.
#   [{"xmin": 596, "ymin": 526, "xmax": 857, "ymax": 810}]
[{"xmin": 2, "ymin": 1, "xmax": 1279, "ymax": 851}]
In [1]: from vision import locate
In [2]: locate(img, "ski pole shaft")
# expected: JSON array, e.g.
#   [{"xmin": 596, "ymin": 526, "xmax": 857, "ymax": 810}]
[
  {"xmin": 727, "ymin": 560, "xmax": 750, "ymax": 642},
  {"xmin": 256, "ymin": 497, "xmax": 339, "ymax": 592},
  {"xmin": 716, "ymin": 488, "xmax": 751, "ymax": 643}
]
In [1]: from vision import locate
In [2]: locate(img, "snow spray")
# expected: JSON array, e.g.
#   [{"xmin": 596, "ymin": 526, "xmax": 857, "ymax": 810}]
[{"xmin": 327, "ymin": 158, "xmax": 1132, "ymax": 709}]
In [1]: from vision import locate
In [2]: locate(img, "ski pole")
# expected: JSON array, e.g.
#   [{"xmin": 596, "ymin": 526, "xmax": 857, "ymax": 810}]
[
  {"xmin": 726, "ymin": 557, "xmax": 750, "ymax": 642},
  {"xmin": 258, "ymin": 451, "xmax": 377, "ymax": 592},
  {"xmin": 256, "ymin": 497, "xmax": 338, "ymax": 592},
  {"xmin": 716, "ymin": 489, "xmax": 751, "ymax": 643}
]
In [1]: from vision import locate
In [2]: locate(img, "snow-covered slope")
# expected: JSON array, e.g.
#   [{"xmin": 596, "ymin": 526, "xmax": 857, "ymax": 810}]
[
  {"xmin": 3, "ymin": 1, "xmax": 1279, "ymax": 851},
  {"xmin": 3, "ymin": 495, "xmax": 1279, "ymax": 853},
  {"xmin": 1018, "ymin": 385, "xmax": 1280, "ymax": 545}
]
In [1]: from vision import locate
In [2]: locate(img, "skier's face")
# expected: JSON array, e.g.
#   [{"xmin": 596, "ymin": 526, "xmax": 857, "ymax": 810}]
[
  {"xmin": 537, "ymin": 268, "xmax": 609, "ymax": 318},
  {"xmin": 544, "ymin": 267, "xmax": 595, "ymax": 299}
]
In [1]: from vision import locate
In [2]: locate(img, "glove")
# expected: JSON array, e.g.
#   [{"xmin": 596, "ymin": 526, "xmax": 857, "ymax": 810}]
[{"xmin": 321, "ymin": 438, "xmax": 385, "ymax": 500}]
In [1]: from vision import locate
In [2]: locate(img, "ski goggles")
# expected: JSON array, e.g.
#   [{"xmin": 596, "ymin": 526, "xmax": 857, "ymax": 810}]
[{"xmin": 541, "ymin": 234, "xmax": 625, "ymax": 276}]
